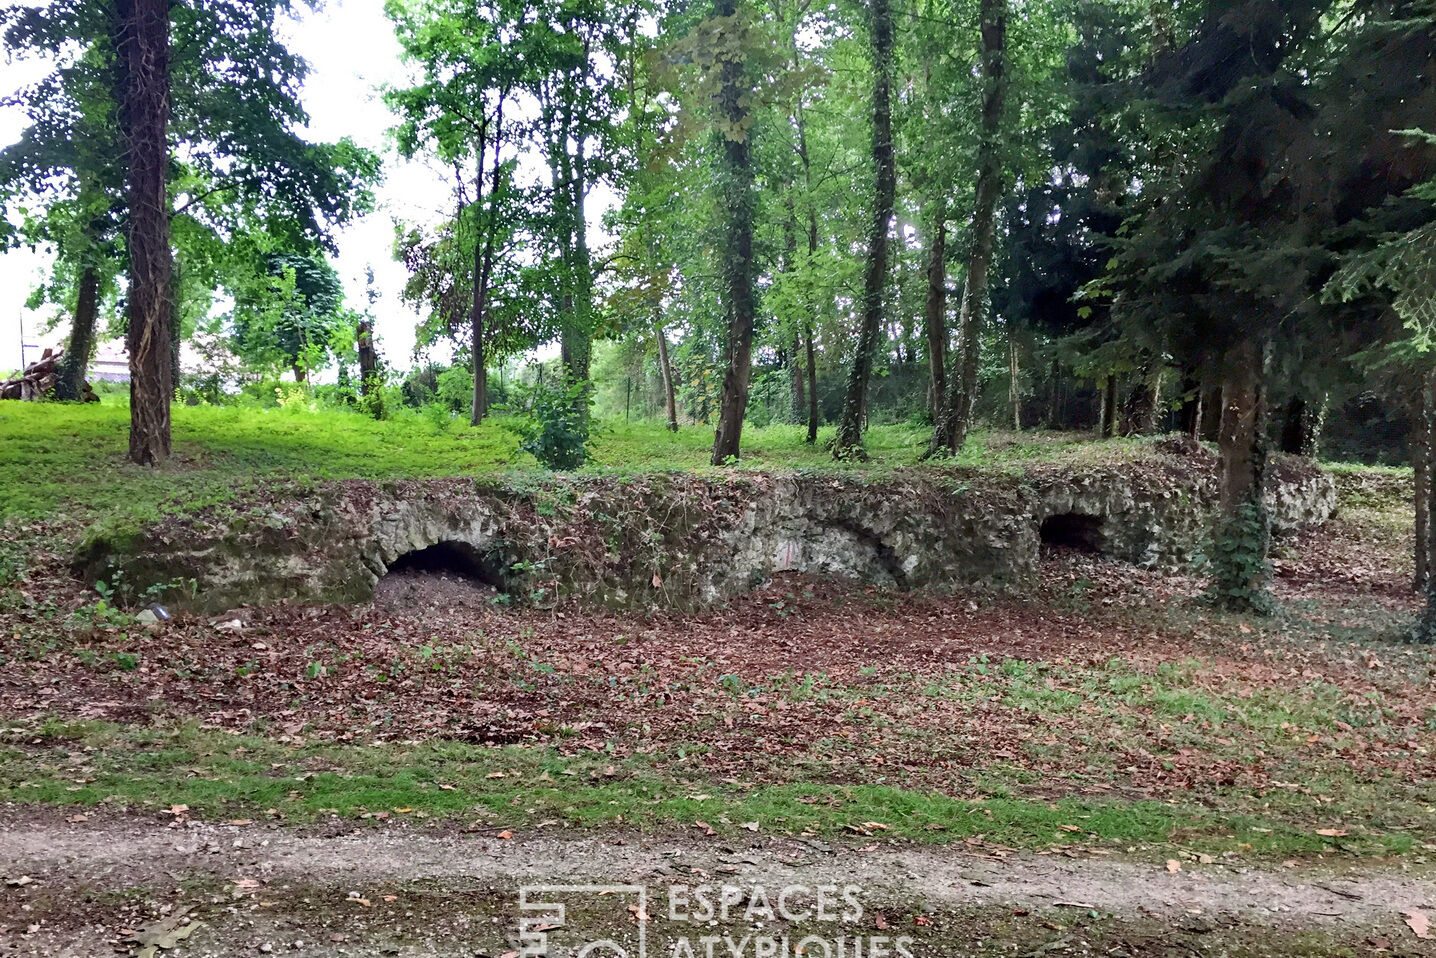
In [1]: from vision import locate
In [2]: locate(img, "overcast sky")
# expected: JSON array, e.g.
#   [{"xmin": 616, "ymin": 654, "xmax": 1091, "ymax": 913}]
[{"xmin": 0, "ymin": 0, "xmax": 467, "ymax": 373}]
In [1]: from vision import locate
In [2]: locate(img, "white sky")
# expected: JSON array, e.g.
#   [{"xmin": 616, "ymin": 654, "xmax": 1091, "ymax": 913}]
[{"xmin": 0, "ymin": 0, "xmax": 493, "ymax": 373}]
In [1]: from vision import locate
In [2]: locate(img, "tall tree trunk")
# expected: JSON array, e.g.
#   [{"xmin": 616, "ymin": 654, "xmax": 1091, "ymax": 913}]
[
  {"xmin": 923, "ymin": 198, "xmax": 948, "ymax": 424},
  {"xmin": 1413, "ymin": 371, "xmax": 1436, "ymax": 640},
  {"xmin": 558, "ymin": 123, "xmax": 593, "ymax": 394},
  {"xmin": 1211, "ymin": 338, "xmax": 1272, "ymax": 612},
  {"xmin": 790, "ymin": 28, "xmax": 821, "ymax": 447},
  {"xmin": 781, "ymin": 196, "xmax": 806, "ymax": 423},
  {"xmin": 55, "ymin": 265, "xmax": 100, "ymax": 401},
  {"xmin": 1413, "ymin": 380, "xmax": 1431, "ymax": 592},
  {"xmin": 470, "ymin": 226, "xmax": 489, "ymax": 425},
  {"xmin": 1122, "ymin": 366, "xmax": 1161, "ymax": 436},
  {"xmin": 803, "ymin": 202, "xmax": 820, "ymax": 444},
  {"xmin": 930, "ymin": 0, "xmax": 1007, "ymax": 456},
  {"xmin": 1199, "ymin": 385, "xmax": 1223, "ymax": 442},
  {"xmin": 1100, "ymin": 375, "xmax": 1118, "ymax": 438},
  {"xmin": 709, "ymin": 0, "xmax": 757, "ymax": 465},
  {"xmin": 1177, "ymin": 369, "xmax": 1202, "ymax": 438},
  {"xmin": 470, "ymin": 99, "xmax": 504, "ymax": 426},
  {"xmin": 832, "ymin": 0, "xmax": 896, "ymax": 459},
  {"xmin": 1278, "ymin": 395, "xmax": 1325, "ymax": 457},
  {"xmin": 357, "ymin": 318, "xmax": 379, "ymax": 394},
  {"xmin": 656, "ymin": 317, "xmax": 678, "ymax": 432},
  {"xmin": 804, "ymin": 321, "xmax": 818, "ymax": 443},
  {"xmin": 1008, "ymin": 329, "xmax": 1021, "ymax": 430},
  {"xmin": 120, "ymin": 0, "xmax": 172, "ymax": 465},
  {"xmin": 292, "ymin": 363, "xmax": 307, "ymax": 384}
]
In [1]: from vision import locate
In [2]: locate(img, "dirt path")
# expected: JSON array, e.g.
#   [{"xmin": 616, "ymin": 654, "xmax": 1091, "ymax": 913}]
[{"xmin": 2, "ymin": 815, "xmax": 1434, "ymax": 956}]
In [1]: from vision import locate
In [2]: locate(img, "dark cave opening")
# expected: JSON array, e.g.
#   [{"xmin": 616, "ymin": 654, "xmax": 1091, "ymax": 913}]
[{"xmin": 1039, "ymin": 513, "xmax": 1107, "ymax": 555}]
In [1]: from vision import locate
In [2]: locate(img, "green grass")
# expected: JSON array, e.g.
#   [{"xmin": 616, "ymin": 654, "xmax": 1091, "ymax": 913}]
[
  {"xmin": 0, "ymin": 718, "xmax": 1402, "ymax": 859},
  {"xmin": 0, "ymin": 398, "xmax": 1177, "ymax": 524}
]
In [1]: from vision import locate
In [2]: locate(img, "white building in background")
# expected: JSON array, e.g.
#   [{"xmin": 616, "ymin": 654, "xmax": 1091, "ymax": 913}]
[
  {"xmin": 19, "ymin": 336, "xmax": 129, "ymax": 382},
  {"xmin": 90, "ymin": 340, "xmax": 130, "ymax": 382}
]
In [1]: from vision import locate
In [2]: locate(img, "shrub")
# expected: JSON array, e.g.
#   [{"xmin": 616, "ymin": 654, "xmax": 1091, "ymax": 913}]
[{"xmin": 515, "ymin": 379, "xmax": 593, "ymax": 471}]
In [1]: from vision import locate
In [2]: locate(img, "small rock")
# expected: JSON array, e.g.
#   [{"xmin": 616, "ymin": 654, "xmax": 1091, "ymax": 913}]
[
  {"xmin": 135, "ymin": 609, "xmax": 159, "ymax": 626},
  {"xmin": 258, "ymin": 945, "xmax": 273, "ymax": 954}
]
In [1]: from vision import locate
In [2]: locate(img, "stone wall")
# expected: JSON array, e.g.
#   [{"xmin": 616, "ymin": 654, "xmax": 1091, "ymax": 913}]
[{"xmin": 76, "ymin": 444, "xmax": 1337, "ymax": 613}]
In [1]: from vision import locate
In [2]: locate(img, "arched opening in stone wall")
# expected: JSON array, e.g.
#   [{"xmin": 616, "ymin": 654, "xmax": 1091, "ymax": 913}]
[
  {"xmin": 375, "ymin": 541, "xmax": 509, "ymax": 611},
  {"xmin": 1039, "ymin": 513, "xmax": 1107, "ymax": 555}
]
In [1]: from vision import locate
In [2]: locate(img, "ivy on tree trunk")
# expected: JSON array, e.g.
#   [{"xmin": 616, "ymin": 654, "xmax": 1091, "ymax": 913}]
[
  {"xmin": 55, "ymin": 264, "xmax": 99, "ymax": 402},
  {"xmin": 655, "ymin": 319, "xmax": 679, "ymax": 433},
  {"xmin": 709, "ymin": 0, "xmax": 757, "ymax": 466},
  {"xmin": 119, "ymin": 0, "xmax": 172, "ymax": 466},
  {"xmin": 1210, "ymin": 338, "xmax": 1274, "ymax": 614},
  {"xmin": 923, "ymin": 198, "xmax": 948, "ymax": 425},
  {"xmin": 930, "ymin": 0, "xmax": 1007, "ymax": 457},
  {"xmin": 833, "ymin": 0, "xmax": 897, "ymax": 460}
]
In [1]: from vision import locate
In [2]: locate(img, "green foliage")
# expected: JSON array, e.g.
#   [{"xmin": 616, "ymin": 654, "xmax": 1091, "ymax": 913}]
[
  {"xmin": 0, "ymin": 0, "xmax": 378, "ymax": 362},
  {"xmin": 230, "ymin": 250, "xmax": 349, "ymax": 379},
  {"xmin": 1207, "ymin": 501, "xmax": 1276, "ymax": 616},
  {"xmin": 515, "ymin": 379, "xmax": 595, "ymax": 471},
  {"xmin": 358, "ymin": 378, "xmax": 389, "ymax": 422},
  {"xmin": 0, "ymin": 540, "xmax": 26, "ymax": 589}
]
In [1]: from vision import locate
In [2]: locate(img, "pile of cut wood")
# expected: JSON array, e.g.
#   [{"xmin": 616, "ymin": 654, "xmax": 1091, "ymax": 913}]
[{"xmin": 0, "ymin": 347, "xmax": 100, "ymax": 402}]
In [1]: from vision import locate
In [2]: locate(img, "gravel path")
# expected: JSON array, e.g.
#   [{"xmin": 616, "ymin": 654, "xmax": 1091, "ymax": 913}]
[{"xmin": 2, "ymin": 814, "xmax": 1434, "ymax": 956}]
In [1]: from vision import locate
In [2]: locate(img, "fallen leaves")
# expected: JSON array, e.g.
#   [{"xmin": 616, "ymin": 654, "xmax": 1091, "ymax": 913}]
[
  {"xmin": 1, "ymin": 530, "xmax": 1433, "ymax": 862},
  {"xmin": 1166, "ymin": 859, "xmax": 1182, "ymax": 874},
  {"xmin": 127, "ymin": 909, "xmax": 198, "ymax": 958},
  {"xmin": 1406, "ymin": 908, "xmax": 1432, "ymax": 940}
]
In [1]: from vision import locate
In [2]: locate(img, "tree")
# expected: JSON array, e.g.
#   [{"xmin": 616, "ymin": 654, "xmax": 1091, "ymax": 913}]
[
  {"xmin": 357, "ymin": 267, "xmax": 384, "ymax": 412},
  {"xmin": 230, "ymin": 250, "xmax": 346, "ymax": 382},
  {"xmin": 704, "ymin": 0, "xmax": 760, "ymax": 465},
  {"xmin": 1081, "ymin": 0, "xmax": 1435, "ymax": 612},
  {"xmin": 389, "ymin": 0, "xmax": 556, "ymax": 425},
  {"xmin": 2, "ymin": 0, "xmax": 377, "ymax": 423},
  {"xmin": 525, "ymin": 0, "xmax": 637, "ymax": 394},
  {"xmin": 116, "ymin": 0, "xmax": 172, "ymax": 464},
  {"xmin": 831, "ymin": 0, "xmax": 897, "ymax": 459},
  {"xmin": 929, "ymin": 0, "xmax": 1007, "ymax": 457},
  {"xmin": 1329, "ymin": 168, "xmax": 1436, "ymax": 637},
  {"xmin": 0, "ymin": 1, "xmax": 125, "ymax": 402}
]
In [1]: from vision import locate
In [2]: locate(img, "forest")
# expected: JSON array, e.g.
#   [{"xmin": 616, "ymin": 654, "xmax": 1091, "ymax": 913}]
[
  {"xmin": 3, "ymin": 0, "xmax": 1435, "ymax": 613},
  {"xmin": 2, "ymin": 0, "xmax": 1436, "ymax": 954}
]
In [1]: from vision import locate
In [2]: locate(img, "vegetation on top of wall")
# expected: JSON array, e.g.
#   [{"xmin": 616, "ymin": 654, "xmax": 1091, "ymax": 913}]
[{"xmin": 0, "ymin": 400, "xmax": 1242, "ymax": 525}]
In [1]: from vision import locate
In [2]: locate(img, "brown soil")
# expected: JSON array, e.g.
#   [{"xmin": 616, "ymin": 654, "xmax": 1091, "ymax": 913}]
[{"xmin": 372, "ymin": 567, "xmax": 499, "ymax": 615}]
